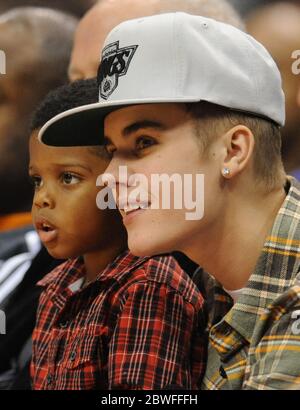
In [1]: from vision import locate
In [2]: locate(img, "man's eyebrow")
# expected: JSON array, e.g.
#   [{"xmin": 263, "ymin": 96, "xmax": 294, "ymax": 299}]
[
  {"xmin": 123, "ymin": 120, "xmax": 165, "ymax": 137},
  {"xmin": 104, "ymin": 120, "xmax": 165, "ymax": 144}
]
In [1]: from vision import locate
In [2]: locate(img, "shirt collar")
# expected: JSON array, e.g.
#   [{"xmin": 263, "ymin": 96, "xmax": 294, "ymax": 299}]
[
  {"xmin": 37, "ymin": 250, "xmax": 150, "ymax": 299},
  {"xmin": 214, "ymin": 177, "xmax": 300, "ymax": 343}
]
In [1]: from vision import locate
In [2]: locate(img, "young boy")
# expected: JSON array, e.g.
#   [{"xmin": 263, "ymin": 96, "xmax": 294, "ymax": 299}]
[
  {"xmin": 39, "ymin": 14, "xmax": 300, "ymax": 389},
  {"xmin": 29, "ymin": 78, "xmax": 206, "ymax": 390}
]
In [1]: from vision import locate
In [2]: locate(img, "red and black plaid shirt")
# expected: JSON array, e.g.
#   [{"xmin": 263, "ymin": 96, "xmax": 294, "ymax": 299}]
[{"xmin": 31, "ymin": 251, "xmax": 206, "ymax": 390}]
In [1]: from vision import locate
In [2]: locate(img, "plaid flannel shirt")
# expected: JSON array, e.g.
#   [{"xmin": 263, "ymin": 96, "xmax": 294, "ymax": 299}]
[
  {"xmin": 31, "ymin": 251, "xmax": 206, "ymax": 390},
  {"xmin": 195, "ymin": 177, "xmax": 300, "ymax": 390}
]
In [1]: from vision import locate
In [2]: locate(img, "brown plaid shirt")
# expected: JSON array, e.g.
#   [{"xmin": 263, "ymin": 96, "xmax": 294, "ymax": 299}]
[
  {"xmin": 31, "ymin": 251, "xmax": 206, "ymax": 390},
  {"xmin": 194, "ymin": 178, "xmax": 300, "ymax": 390}
]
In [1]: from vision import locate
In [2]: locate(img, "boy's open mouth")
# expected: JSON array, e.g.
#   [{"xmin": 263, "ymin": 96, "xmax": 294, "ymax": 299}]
[
  {"xmin": 35, "ymin": 218, "xmax": 58, "ymax": 244},
  {"xmin": 41, "ymin": 222, "xmax": 53, "ymax": 232}
]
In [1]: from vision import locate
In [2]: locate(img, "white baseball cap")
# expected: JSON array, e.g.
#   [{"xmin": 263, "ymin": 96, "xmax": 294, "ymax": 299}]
[{"xmin": 39, "ymin": 12, "xmax": 285, "ymax": 146}]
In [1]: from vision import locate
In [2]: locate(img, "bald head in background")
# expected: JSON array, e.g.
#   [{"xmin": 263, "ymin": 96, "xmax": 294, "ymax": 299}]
[
  {"xmin": 247, "ymin": 2, "xmax": 300, "ymax": 174},
  {"xmin": 0, "ymin": 0, "xmax": 96, "ymax": 17},
  {"xmin": 0, "ymin": 7, "xmax": 77, "ymax": 215},
  {"xmin": 69, "ymin": 0, "xmax": 244, "ymax": 82}
]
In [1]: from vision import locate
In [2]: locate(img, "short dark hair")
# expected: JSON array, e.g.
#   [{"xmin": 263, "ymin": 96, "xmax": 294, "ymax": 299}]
[
  {"xmin": 31, "ymin": 78, "xmax": 108, "ymax": 158},
  {"xmin": 31, "ymin": 78, "xmax": 98, "ymax": 130},
  {"xmin": 185, "ymin": 101, "xmax": 285, "ymax": 191}
]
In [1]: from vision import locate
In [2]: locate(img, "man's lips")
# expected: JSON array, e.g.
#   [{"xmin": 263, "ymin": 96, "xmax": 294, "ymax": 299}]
[
  {"xmin": 122, "ymin": 208, "xmax": 146, "ymax": 224},
  {"xmin": 35, "ymin": 217, "xmax": 58, "ymax": 244},
  {"xmin": 119, "ymin": 203, "xmax": 150, "ymax": 224}
]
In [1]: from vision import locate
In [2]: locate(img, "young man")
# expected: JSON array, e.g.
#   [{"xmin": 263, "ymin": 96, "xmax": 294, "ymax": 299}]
[
  {"xmin": 29, "ymin": 79, "xmax": 206, "ymax": 390},
  {"xmin": 39, "ymin": 13, "xmax": 300, "ymax": 390}
]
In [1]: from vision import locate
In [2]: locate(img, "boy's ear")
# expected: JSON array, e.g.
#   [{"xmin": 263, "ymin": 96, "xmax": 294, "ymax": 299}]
[{"xmin": 221, "ymin": 125, "xmax": 255, "ymax": 178}]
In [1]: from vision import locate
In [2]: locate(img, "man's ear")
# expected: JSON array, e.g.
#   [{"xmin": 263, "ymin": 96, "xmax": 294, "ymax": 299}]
[{"xmin": 221, "ymin": 125, "xmax": 255, "ymax": 178}]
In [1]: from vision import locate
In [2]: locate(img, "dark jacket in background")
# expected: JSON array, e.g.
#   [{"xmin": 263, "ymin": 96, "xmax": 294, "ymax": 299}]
[{"xmin": 0, "ymin": 246, "xmax": 63, "ymax": 389}]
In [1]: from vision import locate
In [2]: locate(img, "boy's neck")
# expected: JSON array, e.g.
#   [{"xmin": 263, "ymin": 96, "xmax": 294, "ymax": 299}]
[
  {"xmin": 83, "ymin": 243, "xmax": 127, "ymax": 282},
  {"xmin": 184, "ymin": 182, "xmax": 287, "ymax": 290}
]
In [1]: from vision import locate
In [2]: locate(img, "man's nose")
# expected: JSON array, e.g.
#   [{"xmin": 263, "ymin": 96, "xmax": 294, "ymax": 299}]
[
  {"xmin": 104, "ymin": 156, "xmax": 131, "ymax": 186},
  {"xmin": 102, "ymin": 156, "xmax": 133, "ymax": 206}
]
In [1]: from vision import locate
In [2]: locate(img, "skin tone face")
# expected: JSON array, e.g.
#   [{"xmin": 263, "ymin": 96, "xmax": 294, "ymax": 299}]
[
  {"xmin": 247, "ymin": 4, "xmax": 300, "ymax": 172},
  {"xmin": 104, "ymin": 103, "xmax": 287, "ymax": 290},
  {"xmin": 29, "ymin": 131, "xmax": 127, "ymax": 281},
  {"xmin": 104, "ymin": 103, "xmax": 236, "ymax": 257},
  {"xmin": 103, "ymin": 104, "xmax": 224, "ymax": 257}
]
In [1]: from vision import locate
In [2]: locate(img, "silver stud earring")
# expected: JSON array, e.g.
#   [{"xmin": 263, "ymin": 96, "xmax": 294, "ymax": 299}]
[{"xmin": 222, "ymin": 167, "xmax": 230, "ymax": 177}]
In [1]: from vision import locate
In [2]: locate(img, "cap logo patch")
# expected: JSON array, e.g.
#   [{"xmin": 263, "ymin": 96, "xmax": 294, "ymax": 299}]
[{"xmin": 98, "ymin": 41, "xmax": 138, "ymax": 100}]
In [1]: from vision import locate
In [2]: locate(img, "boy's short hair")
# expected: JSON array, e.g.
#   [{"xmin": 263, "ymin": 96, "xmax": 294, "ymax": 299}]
[
  {"xmin": 186, "ymin": 102, "xmax": 285, "ymax": 191},
  {"xmin": 31, "ymin": 78, "xmax": 107, "ymax": 158},
  {"xmin": 31, "ymin": 78, "xmax": 98, "ymax": 131}
]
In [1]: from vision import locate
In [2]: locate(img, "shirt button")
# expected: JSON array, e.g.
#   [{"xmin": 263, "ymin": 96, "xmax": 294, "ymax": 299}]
[
  {"xmin": 219, "ymin": 365, "xmax": 228, "ymax": 379},
  {"xmin": 59, "ymin": 320, "xmax": 69, "ymax": 329},
  {"xmin": 69, "ymin": 351, "xmax": 77, "ymax": 361},
  {"xmin": 47, "ymin": 374, "xmax": 53, "ymax": 386}
]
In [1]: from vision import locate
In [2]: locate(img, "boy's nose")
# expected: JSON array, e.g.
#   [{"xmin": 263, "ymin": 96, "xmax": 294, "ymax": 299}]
[{"xmin": 34, "ymin": 187, "xmax": 55, "ymax": 209}]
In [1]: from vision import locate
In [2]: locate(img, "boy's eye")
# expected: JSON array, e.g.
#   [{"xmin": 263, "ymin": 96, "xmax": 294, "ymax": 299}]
[
  {"xmin": 30, "ymin": 175, "xmax": 42, "ymax": 189},
  {"xmin": 135, "ymin": 136, "xmax": 156, "ymax": 151},
  {"xmin": 61, "ymin": 172, "xmax": 80, "ymax": 185}
]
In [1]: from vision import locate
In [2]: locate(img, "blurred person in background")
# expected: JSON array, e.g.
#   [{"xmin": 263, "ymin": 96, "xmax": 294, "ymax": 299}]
[
  {"xmin": 0, "ymin": 7, "xmax": 77, "ymax": 389},
  {"xmin": 0, "ymin": 7, "xmax": 77, "ymax": 230},
  {"xmin": 69, "ymin": 0, "xmax": 244, "ymax": 82},
  {"xmin": 227, "ymin": 0, "xmax": 274, "ymax": 16},
  {"xmin": 247, "ymin": 2, "xmax": 300, "ymax": 178},
  {"xmin": 0, "ymin": 0, "xmax": 97, "ymax": 18}
]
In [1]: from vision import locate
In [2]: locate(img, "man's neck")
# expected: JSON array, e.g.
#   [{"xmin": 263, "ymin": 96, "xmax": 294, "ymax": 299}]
[{"xmin": 183, "ymin": 183, "xmax": 287, "ymax": 290}]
